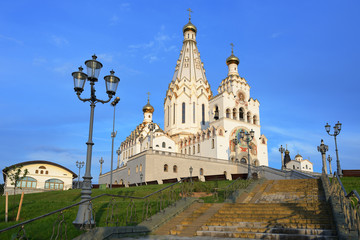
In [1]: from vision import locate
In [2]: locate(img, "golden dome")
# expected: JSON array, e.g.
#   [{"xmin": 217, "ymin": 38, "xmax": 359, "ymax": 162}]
[
  {"xmin": 183, "ymin": 21, "xmax": 197, "ymax": 34},
  {"xmin": 295, "ymin": 154, "xmax": 302, "ymax": 158},
  {"xmin": 285, "ymin": 149, "xmax": 290, "ymax": 154},
  {"xmin": 226, "ymin": 54, "xmax": 240, "ymax": 65},
  {"xmin": 142, "ymin": 99, "xmax": 154, "ymax": 113}
]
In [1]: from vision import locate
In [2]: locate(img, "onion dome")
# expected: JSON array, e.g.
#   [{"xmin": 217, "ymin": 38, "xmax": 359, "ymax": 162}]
[
  {"xmin": 226, "ymin": 45, "xmax": 240, "ymax": 66},
  {"xmin": 295, "ymin": 154, "xmax": 302, "ymax": 158},
  {"xmin": 183, "ymin": 21, "xmax": 197, "ymax": 34},
  {"xmin": 143, "ymin": 98, "xmax": 154, "ymax": 113}
]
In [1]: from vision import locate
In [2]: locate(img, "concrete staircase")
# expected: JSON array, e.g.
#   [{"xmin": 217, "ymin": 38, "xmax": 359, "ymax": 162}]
[{"xmin": 157, "ymin": 179, "xmax": 338, "ymax": 239}]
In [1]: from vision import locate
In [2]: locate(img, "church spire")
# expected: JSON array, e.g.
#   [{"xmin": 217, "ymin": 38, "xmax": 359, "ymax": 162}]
[
  {"xmin": 226, "ymin": 43, "xmax": 240, "ymax": 76},
  {"xmin": 143, "ymin": 92, "xmax": 154, "ymax": 123},
  {"xmin": 183, "ymin": 8, "xmax": 197, "ymax": 38}
]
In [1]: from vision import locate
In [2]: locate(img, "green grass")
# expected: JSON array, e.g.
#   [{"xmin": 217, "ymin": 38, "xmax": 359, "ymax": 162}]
[
  {"xmin": 338, "ymin": 177, "xmax": 360, "ymax": 195},
  {"xmin": 0, "ymin": 180, "xmax": 239, "ymax": 239}
]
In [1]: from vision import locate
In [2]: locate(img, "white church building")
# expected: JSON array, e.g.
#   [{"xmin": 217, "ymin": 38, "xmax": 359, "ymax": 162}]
[{"xmin": 99, "ymin": 15, "xmax": 269, "ymax": 186}]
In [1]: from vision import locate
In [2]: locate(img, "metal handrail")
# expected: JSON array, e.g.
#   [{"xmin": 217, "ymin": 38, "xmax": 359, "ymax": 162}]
[{"xmin": 0, "ymin": 177, "xmax": 189, "ymax": 234}]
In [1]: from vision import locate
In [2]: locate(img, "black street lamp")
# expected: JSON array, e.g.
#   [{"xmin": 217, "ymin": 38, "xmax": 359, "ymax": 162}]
[
  {"xmin": 76, "ymin": 161, "xmax": 84, "ymax": 189},
  {"xmin": 110, "ymin": 97, "xmax": 120, "ymax": 189},
  {"xmin": 317, "ymin": 139, "xmax": 329, "ymax": 174},
  {"xmin": 232, "ymin": 138, "xmax": 239, "ymax": 162},
  {"xmin": 240, "ymin": 129, "xmax": 255, "ymax": 179},
  {"xmin": 278, "ymin": 145, "xmax": 285, "ymax": 170},
  {"xmin": 189, "ymin": 166, "xmax": 193, "ymax": 183},
  {"xmin": 72, "ymin": 55, "xmax": 120, "ymax": 228},
  {"xmin": 116, "ymin": 147, "xmax": 121, "ymax": 168},
  {"xmin": 325, "ymin": 121, "xmax": 342, "ymax": 177}
]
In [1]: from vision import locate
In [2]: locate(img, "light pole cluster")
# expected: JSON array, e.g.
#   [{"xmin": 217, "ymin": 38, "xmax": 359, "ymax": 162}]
[
  {"xmin": 76, "ymin": 161, "xmax": 84, "ymax": 189},
  {"xmin": 72, "ymin": 55, "xmax": 120, "ymax": 228},
  {"xmin": 110, "ymin": 97, "xmax": 120, "ymax": 189},
  {"xmin": 317, "ymin": 139, "xmax": 329, "ymax": 174},
  {"xmin": 325, "ymin": 121, "xmax": 342, "ymax": 176},
  {"xmin": 240, "ymin": 129, "xmax": 255, "ymax": 179},
  {"xmin": 278, "ymin": 145, "xmax": 285, "ymax": 170}
]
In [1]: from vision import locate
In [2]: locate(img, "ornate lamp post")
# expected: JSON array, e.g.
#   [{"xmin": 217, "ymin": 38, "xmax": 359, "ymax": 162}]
[
  {"xmin": 240, "ymin": 129, "xmax": 255, "ymax": 179},
  {"xmin": 325, "ymin": 121, "xmax": 342, "ymax": 177},
  {"xmin": 140, "ymin": 173, "xmax": 143, "ymax": 186},
  {"xmin": 110, "ymin": 97, "xmax": 120, "ymax": 189},
  {"xmin": 99, "ymin": 157, "xmax": 104, "ymax": 175},
  {"xmin": 148, "ymin": 123, "xmax": 155, "ymax": 149},
  {"xmin": 116, "ymin": 147, "xmax": 121, "ymax": 168},
  {"xmin": 317, "ymin": 139, "xmax": 329, "ymax": 174},
  {"xmin": 279, "ymin": 145, "xmax": 285, "ymax": 170},
  {"xmin": 189, "ymin": 166, "xmax": 193, "ymax": 183},
  {"xmin": 232, "ymin": 138, "xmax": 239, "ymax": 162},
  {"xmin": 76, "ymin": 161, "xmax": 84, "ymax": 189},
  {"xmin": 327, "ymin": 155, "xmax": 333, "ymax": 175},
  {"xmin": 72, "ymin": 55, "xmax": 120, "ymax": 228}
]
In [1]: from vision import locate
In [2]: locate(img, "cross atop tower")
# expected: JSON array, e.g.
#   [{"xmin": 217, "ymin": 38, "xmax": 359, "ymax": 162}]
[
  {"xmin": 187, "ymin": 8, "xmax": 193, "ymax": 21},
  {"xmin": 230, "ymin": 43, "xmax": 234, "ymax": 55},
  {"xmin": 147, "ymin": 92, "xmax": 150, "ymax": 103}
]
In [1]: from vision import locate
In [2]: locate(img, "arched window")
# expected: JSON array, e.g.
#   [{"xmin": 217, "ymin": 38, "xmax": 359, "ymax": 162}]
[
  {"xmin": 306, "ymin": 165, "xmax": 308, "ymax": 169},
  {"xmin": 162, "ymin": 142, "xmax": 166, "ymax": 148},
  {"xmin": 173, "ymin": 165, "xmax": 177, "ymax": 173},
  {"xmin": 189, "ymin": 147, "xmax": 191, "ymax": 155},
  {"xmin": 214, "ymin": 105, "xmax": 219, "ymax": 120},
  {"xmin": 253, "ymin": 115, "xmax": 257, "ymax": 125},
  {"xmin": 167, "ymin": 106, "xmax": 170, "ymax": 126},
  {"xmin": 211, "ymin": 139, "xmax": 215, "ymax": 149},
  {"xmin": 233, "ymin": 108, "xmax": 237, "ymax": 120},
  {"xmin": 202, "ymin": 104, "xmax": 205, "ymax": 125},
  {"xmin": 164, "ymin": 164, "xmax": 168, "ymax": 172},
  {"xmin": 226, "ymin": 109, "xmax": 231, "ymax": 118},
  {"xmin": 17, "ymin": 177, "xmax": 37, "ymax": 188},
  {"xmin": 197, "ymin": 144, "xmax": 200, "ymax": 153},
  {"xmin": 140, "ymin": 164, "xmax": 142, "ymax": 172},
  {"xmin": 182, "ymin": 102, "xmax": 186, "ymax": 123},
  {"xmin": 40, "ymin": 170, "xmax": 43, "ymax": 174},
  {"xmin": 241, "ymin": 158, "xmax": 247, "ymax": 164},
  {"xmin": 193, "ymin": 146, "xmax": 195, "ymax": 154},
  {"xmin": 200, "ymin": 168, "xmax": 204, "ymax": 175},
  {"xmin": 128, "ymin": 168, "xmax": 131, "ymax": 176},
  {"xmin": 239, "ymin": 108, "xmax": 244, "ymax": 121},
  {"xmin": 35, "ymin": 170, "xmax": 38, "ymax": 174},
  {"xmin": 247, "ymin": 112, "xmax": 251, "ymax": 123},
  {"xmin": 120, "ymin": 179, "xmax": 124, "ymax": 185},
  {"xmin": 39, "ymin": 166, "xmax": 46, "ymax": 169},
  {"xmin": 45, "ymin": 179, "xmax": 64, "ymax": 190},
  {"xmin": 114, "ymin": 180, "xmax": 118, "ymax": 184},
  {"xmin": 136, "ymin": 165, "xmax": 139, "ymax": 173},
  {"xmin": 45, "ymin": 171, "xmax": 48, "ymax": 174},
  {"xmin": 293, "ymin": 165, "xmax": 295, "ymax": 169}
]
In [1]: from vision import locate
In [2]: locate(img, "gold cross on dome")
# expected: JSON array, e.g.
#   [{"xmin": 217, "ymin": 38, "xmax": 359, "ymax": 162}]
[
  {"xmin": 147, "ymin": 92, "xmax": 150, "ymax": 101},
  {"xmin": 230, "ymin": 43, "xmax": 234, "ymax": 54},
  {"xmin": 187, "ymin": 8, "xmax": 193, "ymax": 21}
]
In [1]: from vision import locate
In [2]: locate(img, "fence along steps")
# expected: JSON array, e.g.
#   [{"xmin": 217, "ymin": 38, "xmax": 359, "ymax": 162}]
[{"xmin": 165, "ymin": 179, "xmax": 337, "ymax": 239}]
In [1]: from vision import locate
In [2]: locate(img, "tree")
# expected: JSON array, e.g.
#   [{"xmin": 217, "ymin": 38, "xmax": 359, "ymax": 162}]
[{"xmin": 3, "ymin": 165, "xmax": 28, "ymax": 220}]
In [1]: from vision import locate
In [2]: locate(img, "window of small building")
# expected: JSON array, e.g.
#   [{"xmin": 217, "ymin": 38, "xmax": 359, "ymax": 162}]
[
  {"xmin": 189, "ymin": 147, "xmax": 191, "ymax": 155},
  {"xmin": 198, "ymin": 144, "xmax": 200, "ymax": 153},
  {"xmin": 182, "ymin": 102, "xmax": 186, "ymax": 123},
  {"xmin": 193, "ymin": 146, "xmax": 195, "ymax": 154},
  {"xmin": 140, "ymin": 164, "xmax": 142, "ymax": 172},
  {"xmin": 17, "ymin": 177, "xmax": 37, "ymax": 188},
  {"xmin": 35, "ymin": 170, "xmax": 38, "ymax": 174},
  {"xmin": 45, "ymin": 179, "xmax": 64, "ymax": 190},
  {"xmin": 173, "ymin": 165, "xmax": 177, "ymax": 173},
  {"xmin": 40, "ymin": 170, "xmax": 43, "ymax": 174},
  {"xmin": 162, "ymin": 142, "xmax": 166, "ymax": 148},
  {"xmin": 136, "ymin": 165, "xmax": 139, "ymax": 173},
  {"xmin": 128, "ymin": 168, "xmax": 131, "ymax": 176},
  {"xmin": 293, "ymin": 165, "xmax": 295, "ymax": 169},
  {"xmin": 45, "ymin": 171, "xmax": 48, "ymax": 174},
  {"xmin": 306, "ymin": 165, "xmax": 308, "ymax": 169},
  {"xmin": 200, "ymin": 168, "xmax": 204, "ymax": 175},
  {"xmin": 164, "ymin": 164, "xmax": 168, "ymax": 172},
  {"xmin": 39, "ymin": 166, "xmax": 46, "ymax": 169},
  {"xmin": 211, "ymin": 139, "xmax": 215, "ymax": 149}
]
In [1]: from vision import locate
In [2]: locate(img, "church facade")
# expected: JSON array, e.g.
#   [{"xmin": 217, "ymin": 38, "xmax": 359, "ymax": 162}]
[{"xmin": 99, "ymin": 15, "xmax": 268, "ymax": 186}]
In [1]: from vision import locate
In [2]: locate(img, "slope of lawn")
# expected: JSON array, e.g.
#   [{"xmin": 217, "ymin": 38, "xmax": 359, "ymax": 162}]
[{"xmin": 0, "ymin": 180, "xmax": 236, "ymax": 239}]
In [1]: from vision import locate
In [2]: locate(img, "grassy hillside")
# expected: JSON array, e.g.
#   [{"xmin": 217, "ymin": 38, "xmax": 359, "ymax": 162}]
[{"xmin": 0, "ymin": 180, "xmax": 234, "ymax": 239}]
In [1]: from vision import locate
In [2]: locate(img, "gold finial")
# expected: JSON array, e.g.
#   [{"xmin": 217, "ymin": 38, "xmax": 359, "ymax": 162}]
[
  {"xmin": 230, "ymin": 43, "xmax": 234, "ymax": 55},
  {"xmin": 187, "ymin": 8, "xmax": 193, "ymax": 21}
]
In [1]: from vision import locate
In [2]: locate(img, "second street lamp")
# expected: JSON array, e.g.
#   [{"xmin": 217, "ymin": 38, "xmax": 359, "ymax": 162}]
[
  {"xmin": 325, "ymin": 121, "xmax": 343, "ymax": 177},
  {"xmin": 76, "ymin": 161, "xmax": 84, "ymax": 189},
  {"xmin": 110, "ymin": 97, "xmax": 120, "ymax": 189},
  {"xmin": 72, "ymin": 55, "xmax": 120, "ymax": 228},
  {"xmin": 240, "ymin": 129, "xmax": 255, "ymax": 179}
]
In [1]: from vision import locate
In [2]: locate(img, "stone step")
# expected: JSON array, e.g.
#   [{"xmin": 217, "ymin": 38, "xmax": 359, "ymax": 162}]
[
  {"xmin": 201, "ymin": 226, "xmax": 337, "ymax": 236},
  {"xmin": 212, "ymin": 214, "xmax": 332, "ymax": 220},
  {"xmin": 196, "ymin": 230, "xmax": 338, "ymax": 239},
  {"xmin": 205, "ymin": 221, "xmax": 335, "ymax": 229},
  {"xmin": 209, "ymin": 217, "xmax": 332, "ymax": 224},
  {"xmin": 217, "ymin": 210, "xmax": 332, "ymax": 215}
]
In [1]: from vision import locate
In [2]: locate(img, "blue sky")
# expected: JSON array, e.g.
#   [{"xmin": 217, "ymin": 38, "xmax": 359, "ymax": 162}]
[{"xmin": 1, "ymin": 1, "xmax": 359, "ymax": 183}]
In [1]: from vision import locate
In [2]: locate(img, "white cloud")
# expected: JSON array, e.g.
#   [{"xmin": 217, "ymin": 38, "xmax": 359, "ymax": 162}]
[
  {"xmin": 97, "ymin": 53, "xmax": 113, "ymax": 63},
  {"xmin": 33, "ymin": 57, "xmax": 47, "ymax": 66},
  {"xmin": 143, "ymin": 54, "xmax": 158, "ymax": 63},
  {"xmin": 0, "ymin": 34, "xmax": 23, "ymax": 45},
  {"xmin": 51, "ymin": 35, "xmax": 69, "ymax": 47}
]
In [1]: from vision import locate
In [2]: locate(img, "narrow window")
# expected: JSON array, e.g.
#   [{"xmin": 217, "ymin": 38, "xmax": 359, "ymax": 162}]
[
  {"xmin": 193, "ymin": 102, "xmax": 195, "ymax": 123},
  {"xmin": 182, "ymin": 102, "xmax": 186, "ymax": 123},
  {"xmin": 164, "ymin": 164, "xmax": 168, "ymax": 172},
  {"xmin": 189, "ymin": 147, "xmax": 191, "ymax": 155},
  {"xmin": 198, "ymin": 144, "xmax": 200, "ymax": 153},
  {"xmin": 162, "ymin": 142, "xmax": 166, "ymax": 148},
  {"xmin": 239, "ymin": 108, "xmax": 244, "ymax": 120},
  {"xmin": 167, "ymin": 106, "xmax": 170, "ymax": 126},
  {"xmin": 202, "ymin": 104, "xmax": 205, "ymax": 125},
  {"xmin": 200, "ymin": 168, "xmax": 204, "ymax": 175},
  {"xmin": 212, "ymin": 139, "xmax": 215, "ymax": 149},
  {"xmin": 173, "ymin": 104, "xmax": 176, "ymax": 124},
  {"xmin": 173, "ymin": 165, "xmax": 177, "ymax": 173},
  {"xmin": 193, "ymin": 146, "xmax": 195, "ymax": 154}
]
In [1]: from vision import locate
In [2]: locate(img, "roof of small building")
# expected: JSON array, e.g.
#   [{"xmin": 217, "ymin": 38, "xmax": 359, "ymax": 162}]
[{"xmin": 2, "ymin": 160, "xmax": 77, "ymax": 182}]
